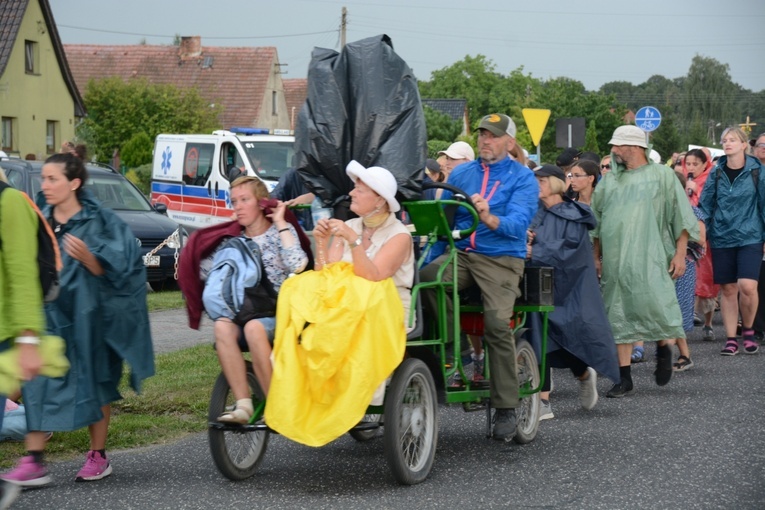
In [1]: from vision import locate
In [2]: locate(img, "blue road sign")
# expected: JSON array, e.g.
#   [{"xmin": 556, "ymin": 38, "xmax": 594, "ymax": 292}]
[{"xmin": 635, "ymin": 106, "xmax": 662, "ymax": 132}]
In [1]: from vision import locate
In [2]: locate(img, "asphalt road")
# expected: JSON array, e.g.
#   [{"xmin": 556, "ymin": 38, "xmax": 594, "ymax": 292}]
[{"xmin": 9, "ymin": 313, "xmax": 765, "ymax": 509}]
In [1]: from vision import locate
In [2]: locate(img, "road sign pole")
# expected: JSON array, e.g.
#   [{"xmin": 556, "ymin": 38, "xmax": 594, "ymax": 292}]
[
  {"xmin": 537, "ymin": 145, "xmax": 541, "ymax": 167},
  {"xmin": 568, "ymin": 125, "xmax": 572, "ymax": 147}
]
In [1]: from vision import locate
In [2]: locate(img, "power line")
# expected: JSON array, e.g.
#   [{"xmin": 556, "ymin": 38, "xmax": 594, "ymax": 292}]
[{"xmin": 57, "ymin": 24, "xmax": 337, "ymax": 40}]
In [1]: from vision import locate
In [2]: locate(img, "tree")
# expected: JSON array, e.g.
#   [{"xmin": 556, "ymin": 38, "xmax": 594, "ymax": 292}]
[
  {"xmin": 583, "ymin": 120, "xmax": 600, "ymax": 154},
  {"xmin": 121, "ymin": 131, "xmax": 153, "ymax": 167},
  {"xmin": 423, "ymin": 106, "xmax": 462, "ymax": 143},
  {"xmin": 79, "ymin": 77, "xmax": 220, "ymax": 162},
  {"xmin": 650, "ymin": 112, "xmax": 682, "ymax": 162},
  {"xmin": 680, "ymin": 55, "xmax": 738, "ymax": 133}
]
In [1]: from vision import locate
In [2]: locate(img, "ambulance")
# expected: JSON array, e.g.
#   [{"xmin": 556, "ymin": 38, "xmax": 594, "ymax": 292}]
[{"xmin": 150, "ymin": 128, "xmax": 294, "ymax": 229}]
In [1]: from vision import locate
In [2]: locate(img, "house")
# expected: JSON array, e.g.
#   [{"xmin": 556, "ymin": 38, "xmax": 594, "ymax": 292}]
[
  {"xmin": 0, "ymin": 0, "xmax": 85, "ymax": 159},
  {"xmin": 64, "ymin": 37, "xmax": 291, "ymax": 132},
  {"xmin": 283, "ymin": 78, "xmax": 307, "ymax": 131},
  {"xmin": 421, "ymin": 98, "xmax": 470, "ymax": 136}
]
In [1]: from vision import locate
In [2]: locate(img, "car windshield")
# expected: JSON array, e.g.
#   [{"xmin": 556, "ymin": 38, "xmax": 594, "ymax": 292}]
[
  {"xmin": 242, "ymin": 141, "xmax": 294, "ymax": 182},
  {"xmin": 29, "ymin": 171, "xmax": 152, "ymax": 211}
]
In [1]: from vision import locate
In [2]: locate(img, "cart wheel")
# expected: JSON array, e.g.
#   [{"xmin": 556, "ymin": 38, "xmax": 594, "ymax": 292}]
[
  {"xmin": 514, "ymin": 340, "xmax": 541, "ymax": 444},
  {"xmin": 383, "ymin": 358, "xmax": 438, "ymax": 485},
  {"xmin": 208, "ymin": 361, "xmax": 269, "ymax": 480},
  {"xmin": 349, "ymin": 414, "xmax": 382, "ymax": 442}
]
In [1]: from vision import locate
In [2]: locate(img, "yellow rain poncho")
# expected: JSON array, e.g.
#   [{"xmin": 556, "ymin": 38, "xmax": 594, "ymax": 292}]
[{"xmin": 265, "ymin": 262, "xmax": 405, "ymax": 447}]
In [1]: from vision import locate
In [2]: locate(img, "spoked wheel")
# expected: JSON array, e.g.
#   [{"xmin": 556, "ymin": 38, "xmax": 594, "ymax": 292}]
[
  {"xmin": 514, "ymin": 340, "xmax": 541, "ymax": 444},
  {"xmin": 208, "ymin": 361, "xmax": 269, "ymax": 480},
  {"xmin": 349, "ymin": 414, "xmax": 382, "ymax": 442},
  {"xmin": 383, "ymin": 358, "xmax": 438, "ymax": 485}
]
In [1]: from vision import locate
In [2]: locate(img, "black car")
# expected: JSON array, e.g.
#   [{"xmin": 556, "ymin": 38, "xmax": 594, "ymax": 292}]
[{"xmin": 0, "ymin": 158, "xmax": 187, "ymax": 288}]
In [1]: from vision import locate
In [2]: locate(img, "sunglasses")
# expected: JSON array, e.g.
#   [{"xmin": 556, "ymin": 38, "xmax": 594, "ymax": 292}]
[{"xmin": 600, "ymin": 164, "xmax": 610, "ymax": 170}]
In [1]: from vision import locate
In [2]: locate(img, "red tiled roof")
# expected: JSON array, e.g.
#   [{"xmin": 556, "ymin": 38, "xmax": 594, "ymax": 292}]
[
  {"xmin": 64, "ymin": 41, "xmax": 280, "ymax": 128},
  {"xmin": 283, "ymin": 78, "xmax": 307, "ymax": 130}
]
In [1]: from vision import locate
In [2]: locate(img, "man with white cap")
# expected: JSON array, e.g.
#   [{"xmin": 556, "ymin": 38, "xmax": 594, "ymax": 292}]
[
  {"xmin": 591, "ymin": 125, "xmax": 699, "ymax": 397},
  {"xmin": 421, "ymin": 113, "xmax": 538, "ymax": 442}
]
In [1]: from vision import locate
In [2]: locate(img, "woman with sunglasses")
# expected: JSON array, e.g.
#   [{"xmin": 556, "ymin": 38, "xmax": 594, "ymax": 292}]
[{"xmin": 600, "ymin": 155, "xmax": 611, "ymax": 175}]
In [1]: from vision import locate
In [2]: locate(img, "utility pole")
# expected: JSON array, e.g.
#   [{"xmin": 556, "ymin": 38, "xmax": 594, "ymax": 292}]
[{"xmin": 340, "ymin": 7, "xmax": 347, "ymax": 48}]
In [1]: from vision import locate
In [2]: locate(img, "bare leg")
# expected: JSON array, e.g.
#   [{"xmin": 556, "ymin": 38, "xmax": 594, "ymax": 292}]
[
  {"xmin": 617, "ymin": 344, "xmax": 632, "ymax": 366},
  {"xmin": 214, "ymin": 319, "xmax": 250, "ymax": 401},
  {"xmin": 24, "ymin": 431, "xmax": 48, "ymax": 452},
  {"xmin": 243, "ymin": 320, "xmax": 272, "ymax": 396},
  {"xmin": 88, "ymin": 405, "xmax": 111, "ymax": 450},
  {"xmin": 676, "ymin": 337, "xmax": 690, "ymax": 358},
  {"xmin": 738, "ymin": 278, "xmax": 758, "ymax": 328}
]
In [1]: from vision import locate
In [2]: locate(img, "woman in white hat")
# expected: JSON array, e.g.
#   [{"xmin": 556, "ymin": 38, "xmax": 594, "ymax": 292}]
[{"xmin": 313, "ymin": 160, "xmax": 414, "ymax": 325}]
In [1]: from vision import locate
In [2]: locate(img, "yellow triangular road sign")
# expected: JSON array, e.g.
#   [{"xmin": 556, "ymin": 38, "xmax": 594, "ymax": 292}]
[{"xmin": 522, "ymin": 108, "xmax": 551, "ymax": 147}]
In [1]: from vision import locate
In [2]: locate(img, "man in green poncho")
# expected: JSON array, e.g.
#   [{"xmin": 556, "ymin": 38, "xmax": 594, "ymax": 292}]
[{"xmin": 592, "ymin": 125, "xmax": 700, "ymax": 397}]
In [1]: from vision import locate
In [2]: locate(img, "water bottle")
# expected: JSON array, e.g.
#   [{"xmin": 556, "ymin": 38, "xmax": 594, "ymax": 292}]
[{"xmin": 311, "ymin": 196, "xmax": 332, "ymax": 227}]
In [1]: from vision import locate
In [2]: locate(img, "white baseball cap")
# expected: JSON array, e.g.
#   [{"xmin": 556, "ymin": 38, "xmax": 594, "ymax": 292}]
[{"xmin": 438, "ymin": 141, "xmax": 475, "ymax": 161}]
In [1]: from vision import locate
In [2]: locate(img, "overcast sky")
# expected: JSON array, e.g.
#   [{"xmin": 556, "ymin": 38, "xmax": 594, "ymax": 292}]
[{"xmin": 50, "ymin": 0, "xmax": 765, "ymax": 93}]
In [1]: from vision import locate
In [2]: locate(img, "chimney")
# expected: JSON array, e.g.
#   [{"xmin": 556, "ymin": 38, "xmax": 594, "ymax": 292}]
[{"xmin": 179, "ymin": 36, "xmax": 202, "ymax": 60}]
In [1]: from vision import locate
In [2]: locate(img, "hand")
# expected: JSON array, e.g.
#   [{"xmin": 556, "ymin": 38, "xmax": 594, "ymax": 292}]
[
  {"xmin": 326, "ymin": 219, "xmax": 355, "ymax": 243},
  {"xmin": 686, "ymin": 180, "xmax": 697, "ymax": 195},
  {"xmin": 668, "ymin": 251, "xmax": 686, "ymax": 280},
  {"xmin": 18, "ymin": 343, "xmax": 42, "ymax": 381},
  {"xmin": 471, "ymin": 193, "xmax": 491, "ymax": 220},
  {"xmin": 63, "ymin": 233, "xmax": 94, "ymax": 265},
  {"xmin": 312, "ymin": 218, "xmax": 333, "ymax": 245},
  {"xmin": 594, "ymin": 257, "xmax": 602, "ymax": 279},
  {"xmin": 267, "ymin": 200, "xmax": 287, "ymax": 224}
]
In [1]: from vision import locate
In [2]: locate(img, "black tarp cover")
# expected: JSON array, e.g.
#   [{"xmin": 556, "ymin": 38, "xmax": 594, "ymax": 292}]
[{"xmin": 295, "ymin": 35, "xmax": 426, "ymax": 218}]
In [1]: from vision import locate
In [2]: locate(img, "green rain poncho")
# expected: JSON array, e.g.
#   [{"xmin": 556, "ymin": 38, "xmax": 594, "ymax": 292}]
[{"xmin": 591, "ymin": 147, "xmax": 699, "ymax": 343}]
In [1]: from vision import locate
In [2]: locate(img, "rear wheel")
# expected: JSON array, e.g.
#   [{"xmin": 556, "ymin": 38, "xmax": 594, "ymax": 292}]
[
  {"xmin": 383, "ymin": 358, "xmax": 438, "ymax": 485},
  {"xmin": 513, "ymin": 340, "xmax": 540, "ymax": 444},
  {"xmin": 208, "ymin": 361, "xmax": 269, "ymax": 480}
]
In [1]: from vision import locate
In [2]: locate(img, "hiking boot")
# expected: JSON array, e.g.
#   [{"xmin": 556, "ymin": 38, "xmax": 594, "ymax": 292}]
[
  {"xmin": 605, "ymin": 380, "xmax": 633, "ymax": 398},
  {"xmin": 492, "ymin": 408, "xmax": 517, "ymax": 442},
  {"xmin": 538, "ymin": 399, "xmax": 554, "ymax": 421},
  {"xmin": 75, "ymin": 451, "xmax": 112, "ymax": 482},
  {"xmin": 579, "ymin": 367, "xmax": 598, "ymax": 410},
  {"xmin": 702, "ymin": 326, "xmax": 715, "ymax": 342},
  {"xmin": 0, "ymin": 456, "xmax": 50, "ymax": 487},
  {"xmin": 0, "ymin": 480, "xmax": 20, "ymax": 510}
]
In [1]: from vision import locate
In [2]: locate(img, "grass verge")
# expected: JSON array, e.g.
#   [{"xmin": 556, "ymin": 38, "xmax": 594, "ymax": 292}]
[
  {"xmin": 146, "ymin": 289, "xmax": 185, "ymax": 312},
  {"xmin": 0, "ymin": 344, "xmax": 220, "ymax": 468}
]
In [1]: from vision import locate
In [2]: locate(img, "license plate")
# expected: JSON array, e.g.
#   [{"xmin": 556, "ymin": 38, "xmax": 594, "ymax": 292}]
[{"xmin": 143, "ymin": 255, "xmax": 160, "ymax": 267}]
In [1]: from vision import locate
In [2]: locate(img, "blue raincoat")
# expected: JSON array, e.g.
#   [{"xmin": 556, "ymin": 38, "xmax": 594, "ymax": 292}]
[
  {"xmin": 528, "ymin": 198, "xmax": 619, "ymax": 383},
  {"xmin": 698, "ymin": 154, "xmax": 765, "ymax": 249},
  {"xmin": 23, "ymin": 190, "xmax": 155, "ymax": 431}
]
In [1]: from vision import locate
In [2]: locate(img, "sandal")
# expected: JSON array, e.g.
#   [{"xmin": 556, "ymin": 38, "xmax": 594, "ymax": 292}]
[
  {"xmin": 743, "ymin": 339, "xmax": 759, "ymax": 354},
  {"xmin": 672, "ymin": 356, "xmax": 694, "ymax": 372},
  {"xmin": 720, "ymin": 339, "xmax": 739, "ymax": 356},
  {"xmin": 217, "ymin": 405, "xmax": 253, "ymax": 425},
  {"xmin": 630, "ymin": 346, "xmax": 645, "ymax": 364}
]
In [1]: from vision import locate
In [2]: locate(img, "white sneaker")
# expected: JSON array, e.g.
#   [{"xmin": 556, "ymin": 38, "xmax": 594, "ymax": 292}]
[
  {"xmin": 579, "ymin": 367, "xmax": 598, "ymax": 411},
  {"xmin": 539, "ymin": 399, "xmax": 554, "ymax": 421}
]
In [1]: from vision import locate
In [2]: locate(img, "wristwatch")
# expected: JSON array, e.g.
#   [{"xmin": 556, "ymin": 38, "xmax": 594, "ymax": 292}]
[{"xmin": 351, "ymin": 237, "xmax": 363, "ymax": 248}]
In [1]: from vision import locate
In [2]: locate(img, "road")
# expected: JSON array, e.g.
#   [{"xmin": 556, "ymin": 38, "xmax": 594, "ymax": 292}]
[{"xmin": 10, "ymin": 313, "xmax": 765, "ymax": 509}]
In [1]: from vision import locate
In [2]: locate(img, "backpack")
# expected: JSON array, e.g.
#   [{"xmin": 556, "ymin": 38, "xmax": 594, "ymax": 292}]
[
  {"xmin": 0, "ymin": 181, "xmax": 61, "ymax": 302},
  {"xmin": 202, "ymin": 236, "xmax": 278, "ymax": 326}
]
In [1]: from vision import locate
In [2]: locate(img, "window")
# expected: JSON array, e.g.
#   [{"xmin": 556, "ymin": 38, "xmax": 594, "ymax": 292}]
[
  {"xmin": 46, "ymin": 120, "xmax": 58, "ymax": 153},
  {"xmin": 24, "ymin": 40, "xmax": 38, "ymax": 74},
  {"xmin": 1, "ymin": 117, "xmax": 14, "ymax": 151},
  {"xmin": 272, "ymin": 91, "xmax": 277, "ymax": 116}
]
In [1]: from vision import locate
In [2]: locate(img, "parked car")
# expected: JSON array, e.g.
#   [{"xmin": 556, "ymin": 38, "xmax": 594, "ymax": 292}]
[{"xmin": 0, "ymin": 158, "xmax": 187, "ymax": 288}]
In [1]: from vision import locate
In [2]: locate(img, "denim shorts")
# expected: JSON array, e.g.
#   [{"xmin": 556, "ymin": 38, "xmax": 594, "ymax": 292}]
[
  {"xmin": 711, "ymin": 243, "xmax": 763, "ymax": 284},
  {"xmin": 236, "ymin": 316, "xmax": 277, "ymax": 351}
]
